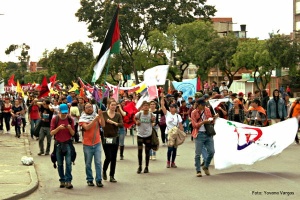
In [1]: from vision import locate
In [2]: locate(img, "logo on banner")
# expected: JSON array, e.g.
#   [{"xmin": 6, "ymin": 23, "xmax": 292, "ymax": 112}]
[{"xmin": 227, "ymin": 121, "xmax": 276, "ymax": 150}]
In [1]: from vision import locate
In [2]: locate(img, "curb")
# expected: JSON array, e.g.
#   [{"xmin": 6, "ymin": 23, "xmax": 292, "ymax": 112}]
[{"xmin": 2, "ymin": 138, "xmax": 39, "ymax": 200}]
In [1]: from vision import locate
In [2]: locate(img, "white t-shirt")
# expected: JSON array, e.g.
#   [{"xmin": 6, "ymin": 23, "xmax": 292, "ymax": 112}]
[
  {"xmin": 199, "ymin": 111, "xmax": 206, "ymax": 132},
  {"xmin": 165, "ymin": 111, "xmax": 182, "ymax": 134}
]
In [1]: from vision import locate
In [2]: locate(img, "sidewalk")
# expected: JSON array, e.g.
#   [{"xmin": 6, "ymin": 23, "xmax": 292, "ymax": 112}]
[{"xmin": 0, "ymin": 132, "xmax": 38, "ymax": 200}]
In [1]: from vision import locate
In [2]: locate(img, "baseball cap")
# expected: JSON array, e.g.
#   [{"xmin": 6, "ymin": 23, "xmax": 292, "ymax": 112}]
[
  {"xmin": 59, "ymin": 104, "xmax": 69, "ymax": 114},
  {"xmin": 238, "ymin": 92, "xmax": 244, "ymax": 97},
  {"xmin": 196, "ymin": 97, "xmax": 206, "ymax": 106},
  {"xmin": 195, "ymin": 92, "xmax": 203, "ymax": 98}
]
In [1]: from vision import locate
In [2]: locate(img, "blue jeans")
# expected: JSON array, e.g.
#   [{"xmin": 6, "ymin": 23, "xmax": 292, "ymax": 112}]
[
  {"xmin": 118, "ymin": 127, "xmax": 125, "ymax": 146},
  {"xmin": 83, "ymin": 143, "xmax": 102, "ymax": 182},
  {"xmin": 183, "ymin": 119, "xmax": 189, "ymax": 132},
  {"xmin": 202, "ymin": 146, "xmax": 208, "ymax": 162},
  {"xmin": 194, "ymin": 131, "xmax": 215, "ymax": 172},
  {"xmin": 30, "ymin": 119, "xmax": 40, "ymax": 138},
  {"xmin": 56, "ymin": 143, "xmax": 72, "ymax": 182}
]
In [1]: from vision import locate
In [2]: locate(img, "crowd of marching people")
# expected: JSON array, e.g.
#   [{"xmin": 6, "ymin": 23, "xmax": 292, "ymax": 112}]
[{"xmin": 1, "ymin": 81, "xmax": 300, "ymax": 188}]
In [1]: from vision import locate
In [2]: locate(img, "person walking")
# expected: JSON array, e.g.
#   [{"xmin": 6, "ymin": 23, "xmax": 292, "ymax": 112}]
[
  {"xmin": 149, "ymin": 100, "xmax": 159, "ymax": 160},
  {"xmin": 37, "ymin": 99, "xmax": 54, "ymax": 155},
  {"xmin": 28, "ymin": 98, "xmax": 41, "ymax": 139},
  {"xmin": 70, "ymin": 101, "xmax": 80, "ymax": 143},
  {"xmin": 3, "ymin": 97, "xmax": 12, "ymax": 134},
  {"xmin": 79, "ymin": 102, "xmax": 105, "ymax": 187},
  {"xmin": 134, "ymin": 101, "xmax": 155, "ymax": 173},
  {"xmin": 18, "ymin": 97, "xmax": 27, "ymax": 135},
  {"xmin": 191, "ymin": 97, "xmax": 216, "ymax": 177},
  {"xmin": 102, "ymin": 98, "xmax": 123, "ymax": 183},
  {"xmin": 160, "ymin": 93, "xmax": 184, "ymax": 168},
  {"xmin": 50, "ymin": 103, "xmax": 75, "ymax": 189},
  {"xmin": 116, "ymin": 99, "xmax": 127, "ymax": 160},
  {"xmin": 267, "ymin": 89, "xmax": 287, "ymax": 125},
  {"xmin": 11, "ymin": 99, "xmax": 23, "ymax": 138}
]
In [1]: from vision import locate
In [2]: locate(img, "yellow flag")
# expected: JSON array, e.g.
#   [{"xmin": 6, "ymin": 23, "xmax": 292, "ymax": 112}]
[
  {"xmin": 16, "ymin": 80, "xmax": 24, "ymax": 97},
  {"xmin": 68, "ymin": 81, "xmax": 79, "ymax": 92}
]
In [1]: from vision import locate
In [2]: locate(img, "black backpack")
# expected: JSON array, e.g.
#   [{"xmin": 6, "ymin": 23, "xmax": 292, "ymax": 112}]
[{"xmin": 50, "ymin": 115, "xmax": 76, "ymax": 168}]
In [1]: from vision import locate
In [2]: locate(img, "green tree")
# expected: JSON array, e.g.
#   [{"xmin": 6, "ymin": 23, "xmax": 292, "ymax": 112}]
[
  {"xmin": 75, "ymin": 0, "xmax": 216, "ymax": 83},
  {"xmin": 38, "ymin": 42, "xmax": 94, "ymax": 84},
  {"xmin": 204, "ymin": 35, "xmax": 239, "ymax": 88},
  {"xmin": 148, "ymin": 20, "xmax": 218, "ymax": 81},
  {"xmin": 4, "ymin": 43, "xmax": 30, "ymax": 84}
]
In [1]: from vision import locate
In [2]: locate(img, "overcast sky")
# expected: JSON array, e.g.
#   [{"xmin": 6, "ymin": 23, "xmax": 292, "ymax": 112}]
[{"xmin": 0, "ymin": 0, "xmax": 293, "ymax": 63}]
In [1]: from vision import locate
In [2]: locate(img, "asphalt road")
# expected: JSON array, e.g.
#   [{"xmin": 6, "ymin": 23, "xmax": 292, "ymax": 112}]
[{"xmin": 23, "ymin": 131, "xmax": 300, "ymax": 200}]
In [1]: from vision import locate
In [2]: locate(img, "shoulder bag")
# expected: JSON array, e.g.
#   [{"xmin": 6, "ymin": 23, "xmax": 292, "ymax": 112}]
[{"xmin": 203, "ymin": 111, "xmax": 216, "ymax": 137}]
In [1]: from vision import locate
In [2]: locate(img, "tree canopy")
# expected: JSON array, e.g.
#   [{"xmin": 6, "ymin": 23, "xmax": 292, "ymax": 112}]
[{"xmin": 75, "ymin": 0, "xmax": 217, "ymax": 83}]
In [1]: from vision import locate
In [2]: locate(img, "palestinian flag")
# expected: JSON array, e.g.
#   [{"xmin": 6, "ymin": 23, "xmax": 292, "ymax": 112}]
[{"xmin": 92, "ymin": 5, "xmax": 120, "ymax": 83}]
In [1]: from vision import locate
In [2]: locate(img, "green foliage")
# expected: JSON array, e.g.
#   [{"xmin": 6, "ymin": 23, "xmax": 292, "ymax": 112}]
[
  {"xmin": 4, "ymin": 43, "xmax": 30, "ymax": 84},
  {"xmin": 148, "ymin": 20, "xmax": 218, "ymax": 81},
  {"xmin": 38, "ymin": 42, "xmax": 94, "ymax": 84},
  {"xmin": 204, "ymin": 35, "xmax": 239, "ymax": 88},
  {"xmin": 75, "ymin": 0, "xmax": 217, "ymax": 83}
]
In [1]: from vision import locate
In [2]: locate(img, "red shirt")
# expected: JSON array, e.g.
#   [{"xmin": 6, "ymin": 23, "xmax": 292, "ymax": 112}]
[
  {"xmin": 179, "ymin": 106, "xmax": 189, "ymax": 121},
  {"xmin": 29, "ymin": 105, "xmax": 40, "ymax": 120},
  {"xmin": 50, "ymin": 116, "xmax": 74, "ymax": 142}
]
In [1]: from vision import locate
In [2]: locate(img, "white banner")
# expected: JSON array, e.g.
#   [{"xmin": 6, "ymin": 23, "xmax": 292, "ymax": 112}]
[
  {"xmin": 143, "ymin": 65, "xmax": 169, "ymax": 85},
  {"xmin": 214, "ymin": 117, "xmax": 299, "ymax": 170}
]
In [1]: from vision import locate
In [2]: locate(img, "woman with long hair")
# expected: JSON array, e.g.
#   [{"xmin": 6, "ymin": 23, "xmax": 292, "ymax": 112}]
[
  {"xmin": 11, "ymin": 99, "xmax": 23, "ymax": 138},
  {"xmin": 102, "ymin": 98, "xmax": 123, "ymax": 183},
  {"xmin": 160, "ymin": 93, "xmax": 184, "ymax": 168},
  {"xmin": 228, "ymin": 99, "xmax": 245, "ymax": 123}
]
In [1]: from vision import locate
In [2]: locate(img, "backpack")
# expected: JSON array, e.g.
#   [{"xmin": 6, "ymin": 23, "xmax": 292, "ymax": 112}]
[
  {"xmin": 137, "ymin": 112, "xmax": 159, "ymax": 150},
  {"xmin": 50, "ymin": 115, "xmax": 76, "ymax": 169}
]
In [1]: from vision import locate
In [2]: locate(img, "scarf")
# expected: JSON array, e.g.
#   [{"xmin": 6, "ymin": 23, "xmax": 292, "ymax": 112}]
[{"xmin": 78, "ymin": 112, "xmax": 97, "ymax": 123}]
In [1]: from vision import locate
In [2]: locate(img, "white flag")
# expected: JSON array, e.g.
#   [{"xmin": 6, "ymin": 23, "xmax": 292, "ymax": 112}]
[
  {"xmin": 143, "ymin": 65, "xmax": 169, "ymax": 85},
  {"xmin": 214, "ymin": 117, "xmax": 299, "ymax": 170},
  {"xmin": 0, "ymin": 82, "xmax": 5, "ymax": 94},
  {"xmin": 208, "ymin": 98, "xmax": 229, "ymax": 111}
]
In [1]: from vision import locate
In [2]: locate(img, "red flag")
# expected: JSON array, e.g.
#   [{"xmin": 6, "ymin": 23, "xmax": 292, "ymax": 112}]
[
  {"xmin": 49, "ymin": 74, "xmax": 57, "ymax": 86},
  {"xmin": 123, "ymin": 101, "xmax": 138, "ymax": 129},
  {"xmin": 78, "ymin": 77, "xmax": 86, "ymax": 88},
  {"xmin": 197, "ymin": 75, "xmax": 202, "ymax": 91},
  {"xmin": 38, "ymin": 76, "xmax": 50, "ymax": 98},
  {"xmin": 8, "ymin": 74, "xmax": 16, "ymax": 86}
]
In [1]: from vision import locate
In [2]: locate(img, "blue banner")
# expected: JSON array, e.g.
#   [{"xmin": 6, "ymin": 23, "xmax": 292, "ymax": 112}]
[{"xmin": 172, "ymin": 78, "xmax": 197, "ymax": 101}]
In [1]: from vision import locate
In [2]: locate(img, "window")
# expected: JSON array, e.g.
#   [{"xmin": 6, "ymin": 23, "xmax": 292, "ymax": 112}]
[{"xmin": 296, "ymin": 2, "xmax": 300, "ymax": 14}]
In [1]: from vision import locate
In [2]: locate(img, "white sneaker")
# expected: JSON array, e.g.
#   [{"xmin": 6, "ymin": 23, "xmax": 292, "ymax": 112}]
[
  {"xmin": 152, "ymin": 156, "xmax": 156, "ymax": 160},
  {"xmin": 7, "ymin": 131, "xmax": 10, "ymax": 134},
  {"xmin": 150, "ymin": 156, "xmax": 152, "ymax": 160}
]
